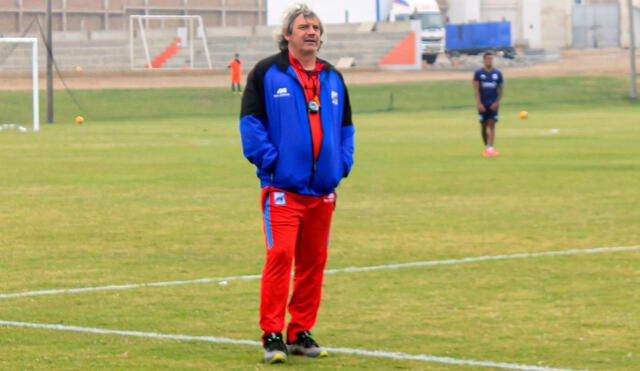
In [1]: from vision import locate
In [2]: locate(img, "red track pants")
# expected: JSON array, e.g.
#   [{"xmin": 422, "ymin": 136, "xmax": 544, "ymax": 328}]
[{"xmin": 260, "ymin": 186, "xmax": 335, "ymax": 343}]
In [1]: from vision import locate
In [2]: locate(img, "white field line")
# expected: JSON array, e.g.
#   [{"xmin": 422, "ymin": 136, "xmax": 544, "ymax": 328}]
[
  {"xmin": 1, "ymin": 245, "xmax": 638, "ymax": 300},
  {"xmin": 0, "ymin": 320, "xmax": 586, "ymax": 371}
]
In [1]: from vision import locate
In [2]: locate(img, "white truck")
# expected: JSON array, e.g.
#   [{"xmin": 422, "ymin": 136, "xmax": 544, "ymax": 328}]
[{"xmin": 388, "ymin": 0, "xmax": 444, "ymax": 64}]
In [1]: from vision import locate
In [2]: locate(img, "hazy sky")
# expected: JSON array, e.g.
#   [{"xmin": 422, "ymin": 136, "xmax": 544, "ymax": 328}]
[{"xmin": 266, "ymin": 0, "xmax": 393, "ymax": 25}]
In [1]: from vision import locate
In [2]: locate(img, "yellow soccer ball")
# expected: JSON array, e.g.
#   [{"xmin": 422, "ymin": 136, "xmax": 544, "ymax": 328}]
[
  {"xmin": 519, "ymin": 111, "xmax": 529, "ymax": 119},
  {"xmin": 75, "ymin": 116, "xmax": 85, "ymax": 124}
]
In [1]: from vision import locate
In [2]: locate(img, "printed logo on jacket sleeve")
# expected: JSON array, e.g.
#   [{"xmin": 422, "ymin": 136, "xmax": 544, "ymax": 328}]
[{"xmin": 331, "ymin": 91, "xmax": 339, "ymax": 105}]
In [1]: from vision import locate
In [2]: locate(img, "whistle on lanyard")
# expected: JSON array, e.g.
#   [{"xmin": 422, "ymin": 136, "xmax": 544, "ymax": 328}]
[{"xmin": 307, "ymin": 96, "xmax": 320, "ymax": 113}]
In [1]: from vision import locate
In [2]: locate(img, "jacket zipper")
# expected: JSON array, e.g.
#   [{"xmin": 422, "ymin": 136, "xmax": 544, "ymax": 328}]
[
  {"xmin": 312, "ymin": 72, "xmax": 329, "ymax": 186},
  {"xmin": 287, "ymin": 68, "xmax": 318, "ymax": 187}
]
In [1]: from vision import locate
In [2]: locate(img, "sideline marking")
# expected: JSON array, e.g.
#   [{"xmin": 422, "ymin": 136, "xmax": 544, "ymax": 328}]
[
  {"xmin": 1, "ymin": 245, "xmax": 638, "ymax": 300},
  {"xmin": 0, "ymin": 320, "xmax": 586, "ymax": 371}
]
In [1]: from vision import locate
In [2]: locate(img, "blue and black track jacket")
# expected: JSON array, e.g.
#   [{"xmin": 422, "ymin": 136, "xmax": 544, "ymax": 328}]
[{"xmin": 239, "ymin": 50, "xmax": 355, "ymax": 196}]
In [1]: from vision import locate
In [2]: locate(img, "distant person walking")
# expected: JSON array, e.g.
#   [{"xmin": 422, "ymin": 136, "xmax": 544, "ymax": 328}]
[
  {"xmin": 228, "ymin": 53, "xmax": 242, "ymax": 94},
  {"xmin": 473, "ymin": 52, "xmax": 504, "ymax": 156},
  {"xmin": 239, "ymin": 3, "xmax": 355, "ymax": 364}
]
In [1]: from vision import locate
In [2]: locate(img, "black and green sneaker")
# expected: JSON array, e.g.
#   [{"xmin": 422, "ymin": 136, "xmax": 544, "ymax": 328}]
[
  {"xmin": 263, "ymin": 332, "xmax": 288, "ymax": 364},
  {"xmin": 287, "ymin": 331, "xmax": 329, "ymax": 358}
]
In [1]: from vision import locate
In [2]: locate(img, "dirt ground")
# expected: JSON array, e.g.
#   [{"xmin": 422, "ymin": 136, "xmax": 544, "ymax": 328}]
[{"xmin": 0, "ymin": 48, "xmax": 637, "ymax": 91}]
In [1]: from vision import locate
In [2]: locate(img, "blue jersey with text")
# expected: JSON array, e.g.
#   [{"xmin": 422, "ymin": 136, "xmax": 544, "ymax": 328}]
[{"xmin": 474, "ymin": 68, "xmax": 503, "ymax": 105}]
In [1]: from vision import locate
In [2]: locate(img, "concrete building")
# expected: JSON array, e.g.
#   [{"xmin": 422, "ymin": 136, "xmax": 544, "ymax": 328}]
[
  {"xmin": 0, "ymin": 0, "xmax": 266, "ymax": 34},
  {"xmin": 2, "ymin": 0, "xmax": 638, "ymax": 50},
  {"xmin": 444, "ymin": 0, "xmax": 640, "ymax": 49}
]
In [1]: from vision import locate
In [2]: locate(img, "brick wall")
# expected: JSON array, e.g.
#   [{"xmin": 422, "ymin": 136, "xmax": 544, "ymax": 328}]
[{"xmin": 0, "ymin": 0, "xmax": 265, "ymax": 33}]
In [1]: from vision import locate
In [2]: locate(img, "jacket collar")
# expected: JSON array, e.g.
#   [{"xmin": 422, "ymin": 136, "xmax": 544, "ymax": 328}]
[{"xmin": 276, "ymin": 50, "xmax": 334, "ymax": 74}]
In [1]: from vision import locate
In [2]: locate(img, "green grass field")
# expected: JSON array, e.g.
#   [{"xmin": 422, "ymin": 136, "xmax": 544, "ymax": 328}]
[{"xmin": 1, "ymin": 76, "xmax": 639, "ymax": 370}]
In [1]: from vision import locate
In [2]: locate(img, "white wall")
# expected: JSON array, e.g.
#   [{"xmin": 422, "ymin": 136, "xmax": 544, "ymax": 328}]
[
  {"xmin": 448, "ymin": 0, "xmax": 480, "ymax": 23},
  {"xmin": 619, "ymin": 1, "xmax": 640, "ymax": 48},
  {"xmin": 540, "ymin": 0, "xmax": 571, "ymax": 49},
  {"xmin": 267, "ymin": 0, "xmax": 378, "ymax": 25},
  {"xmin": 521, "ymin": 0, "xmax": 541, "ymax": 48}
]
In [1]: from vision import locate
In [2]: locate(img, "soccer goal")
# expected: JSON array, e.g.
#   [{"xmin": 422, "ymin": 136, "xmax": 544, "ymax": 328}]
[
  {"xmin": 0, "ymin": 37, "xmax": 40, "ymax": 132},
  {"xmin": 129, "ymin": 15, "xmax": 212, "ymax": 70}
]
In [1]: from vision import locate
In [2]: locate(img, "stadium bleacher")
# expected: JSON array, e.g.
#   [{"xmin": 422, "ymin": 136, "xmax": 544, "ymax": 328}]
[{"xmin": 0, "ymin": 21, "xmax": 412, "ymax": 71}]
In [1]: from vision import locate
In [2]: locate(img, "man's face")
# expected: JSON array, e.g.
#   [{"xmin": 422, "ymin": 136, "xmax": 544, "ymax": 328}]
[
  {"xmin": 483, "ymin": 55, "xmax": 493, "ymax": 69},
  {"xmin": 285, "ymin": 14, "xmax": 321, "ymax": 55}
]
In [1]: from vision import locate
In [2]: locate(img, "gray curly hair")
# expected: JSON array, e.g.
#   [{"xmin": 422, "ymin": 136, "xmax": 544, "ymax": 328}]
[{"xmin": 277, "ymin": 3, "xmax": 324, "ymax": 52}]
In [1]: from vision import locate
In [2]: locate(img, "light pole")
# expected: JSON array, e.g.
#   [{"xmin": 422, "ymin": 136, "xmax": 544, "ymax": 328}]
[
  {"xmin": 46, "ymin": 0, "xmax": 54, "ymax": 122},
  {"xmin": 628, "ymin": 0, "xmax": 637, "ymax": 99}
]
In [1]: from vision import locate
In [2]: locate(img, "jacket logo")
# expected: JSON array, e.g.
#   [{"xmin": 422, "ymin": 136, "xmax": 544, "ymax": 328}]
[
  {"xmin": 273, "ymin": 87, "xmax": 290, "ymax": 98},
  {"xmin": 331, "ymin": 91, "xmax": 339, "ymax": 105}
]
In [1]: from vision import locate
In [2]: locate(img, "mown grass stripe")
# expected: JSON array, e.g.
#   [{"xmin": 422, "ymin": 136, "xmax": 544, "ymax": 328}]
[
  {"xmin": 0, "ymin": 320, "xmax": 586, "ymax": 371},
  {"xmin": 1, "ymin": 245, "xmax": 637, "ymax": 300}
]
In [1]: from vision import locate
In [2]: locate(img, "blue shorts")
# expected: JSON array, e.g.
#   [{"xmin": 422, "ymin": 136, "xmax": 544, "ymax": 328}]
[{"xmin": 478, "ymin": 105, "xmax": 499, "ymax": 123}]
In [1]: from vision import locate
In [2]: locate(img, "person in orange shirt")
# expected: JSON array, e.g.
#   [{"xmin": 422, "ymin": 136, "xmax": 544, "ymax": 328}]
[{"xmin": 228, "ymin": 53, "xmax": 242, "ymax": 94}]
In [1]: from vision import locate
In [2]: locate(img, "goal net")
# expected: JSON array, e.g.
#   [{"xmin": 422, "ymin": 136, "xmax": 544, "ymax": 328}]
[
  {"xmin": 0, "ymin": 37, "xmax": 40, "ymax": 132},
  {"xmin": 129, "ymin": 15, "xmax": 212, "ymax": 70}
]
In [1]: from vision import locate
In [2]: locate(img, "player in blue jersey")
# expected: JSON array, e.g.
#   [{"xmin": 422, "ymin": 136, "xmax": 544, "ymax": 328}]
[{"xmin": 473, "ymin": 52, "xmax": 504, "ymax": 157}]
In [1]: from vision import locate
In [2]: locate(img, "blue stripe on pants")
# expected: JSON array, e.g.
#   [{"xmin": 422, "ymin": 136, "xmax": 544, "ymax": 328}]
[{"xmin": 263, "ymin": 194, "xmax": 273, "ymax": 249}]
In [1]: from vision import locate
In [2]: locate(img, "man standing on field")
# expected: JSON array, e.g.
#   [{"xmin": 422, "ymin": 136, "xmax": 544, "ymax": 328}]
[
  {"xmin": 239, "ymin": 4, "xmax": 355, "ymax": 364},
  {"xmin": 473, "ymin": 52, "xmax": 504, "ymax": 157}
]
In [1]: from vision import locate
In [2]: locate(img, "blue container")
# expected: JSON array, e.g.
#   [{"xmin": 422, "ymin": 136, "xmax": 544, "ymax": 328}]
[{"xmin": 445, "ymin": 22, "xmax": 512, "ymax": 51}]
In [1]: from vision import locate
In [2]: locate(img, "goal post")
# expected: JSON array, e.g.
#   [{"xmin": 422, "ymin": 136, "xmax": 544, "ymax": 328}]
[
  {"xmin": 0, "ymin": 37, "xmax": 40, "ymax": 132},
  {"xmin": 129, "ymin": 15, "xmax": 212, "ymax": 70}
]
